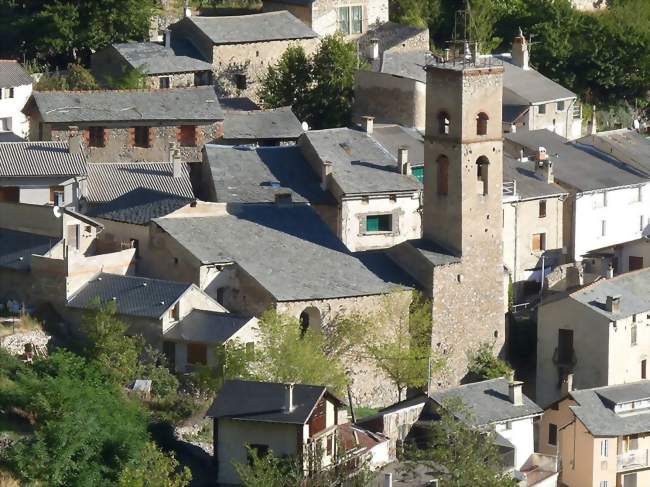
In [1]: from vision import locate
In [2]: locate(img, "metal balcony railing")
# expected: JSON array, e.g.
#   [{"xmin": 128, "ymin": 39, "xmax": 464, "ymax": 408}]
[
  {"xmin": 503, "ymin": 180, "xmax": 517, "ymax": 198},
  {"xmin": 617, "ymin": 449, "xmax": 649, "ymax": 471}
]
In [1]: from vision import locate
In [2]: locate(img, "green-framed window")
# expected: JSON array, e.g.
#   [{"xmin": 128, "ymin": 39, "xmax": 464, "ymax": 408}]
[
  {"xmin": 412, "ymin": 165, "xmax": 424, "ymax": 183},
  {"xmin": 366, "ymin": 214, "xmax": 392, "ymax": 232}
]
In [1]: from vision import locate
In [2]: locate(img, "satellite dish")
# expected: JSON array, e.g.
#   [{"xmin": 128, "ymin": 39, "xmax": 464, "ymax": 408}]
[
  {"xmin": 52, "ymin": 205, "xmax": 62, "ymax": 218},
  {"xmin": 301, "ymin": 121, "xmax": 309, "ymax": 131}
]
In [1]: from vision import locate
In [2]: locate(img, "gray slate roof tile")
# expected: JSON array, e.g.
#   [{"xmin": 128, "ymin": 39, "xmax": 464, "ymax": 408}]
[
  {"xmin": 206, "ymin": 380, "xmax": 339, "ymax": 424},
  {"xmin": 112, "ymin": 42, "xmax": 213, "ymax": 75},
  {"xmin": 372, "ymin": 124, "xmax": 424, "ymax": 167},
  {"xmin": 85, "ymin": 162, "xmax": 194, "ymax": 204},
  {"xmin": 0, "ymin": 60, "xmax": 32, "ymax": 88},
  {"xmin": 67, "ymin": 272, "xmax": 193, "ymax": 319},
  {"xmin": 0, "ymin": 229, "xmax": 60, "ymax": 271},
  {"xmin": 31, "ymin": 86, "xmax": 223, "ymax": 123},
  {"xmin": 503, "ymin": 153, "xmax": 568, "ymax": 200},
  {"xmin": 223, "ymin": 107, "xmax": 303, "ymax": 141},
  {"xmin": 154, "ymin": 204, "xmax": 412, "ymax": 301},
  {"xmin": 582, "ymin": 129, "xmax": 650, "ymax": 174},
  {"xmin": 380, "ymin": 50, "xmax": 428, "ymax": 83},
  {"xmin": 164, "ymin": 310, "xmax": 252, "ymax": 343},
  {"xmin": 183, "ymin": 12, "xmax": 317, "ymax": 45},
  {"xmin": 0, "ymin": 141, "xmax": 86, "ymax": 177}
]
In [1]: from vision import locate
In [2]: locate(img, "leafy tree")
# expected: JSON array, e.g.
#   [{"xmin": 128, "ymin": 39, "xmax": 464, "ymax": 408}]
[
  {"xmin": 390, "ymin": 0, "xmax": 441, "ymax": 30},
  {"xmin": 106, "ymin": 66, "xmax": 149, "ymax": 89},
  {"xmin": 365, "ymin": 292, "xmax": 443, "ymax": 401},
  {"xmin": 35, "ymin": 63, "xmax": 99, "ymax": 91},
  {"xmin": 467, "ymin": 342, "xmax": 513, "ymax": 382},
  {"xmin": 118, "ymin": 442, "xmax": 191, "ymax": 487},
  {"xmin": 402, "ymin": 399, "xmax": 517, "ymax": 487}
]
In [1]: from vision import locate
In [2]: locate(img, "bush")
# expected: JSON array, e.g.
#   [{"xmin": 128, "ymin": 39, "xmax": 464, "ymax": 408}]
[{"xmin": 467, "ymin": 343, "xmax": 513, "ymax": 382}]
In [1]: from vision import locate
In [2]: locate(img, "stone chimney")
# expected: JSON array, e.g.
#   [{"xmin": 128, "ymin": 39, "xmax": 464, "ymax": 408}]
[
  {"xmin": 588, "ymin": 105, "xmax": 598, "ymax": 135},
  {"xmin": 606, "ymin": 295, "xmax": 621, "ymax": 313},
  {"xmin": 398, "ymin": 146, "xmax": 411, "ymax": 175},
  {"xmin": 561, "ymin": 373, "xmax": 574, "ymax": 397},
  {"xmin": 284, "ymin": 383, "xmax": 295, "ymax": 412},
  {"xmin": 68, "ymin": 126, "xmax": 82, "ymax": 155},
  {"xmin": 368, "ymin": 38, "xmax": 379, "ymax": 60},
  {"xmin": 172, "ymin": 148, "xmax": 182, "ymax": 178},
  {"xmin": 274, "ymin": 188, "xmax": 292, "ymax": 206},
  {"xmin": 164, "ymin": 29, "xmax": 171, "ymax": 48},
  {"xmin": 321, "ymin": 160, "xmax": 332, "ymax": 190},
  {"xmin": 512, "ymin": 29, "xmax": 530, "ymax": 70},
  {"xmin": 362, "ymin": 115, "xmax": 374, "ymax": 135},
  {"xmin": 183, "ymin": 1, "xmax": 192, "ymax": 17},
  {"xmin": 542, "ymin": 160, "xmax": 554, "ymax": 184},
  {"xmin": 509, "ymin": 380, "xmax": 524, "ymax": 406}
]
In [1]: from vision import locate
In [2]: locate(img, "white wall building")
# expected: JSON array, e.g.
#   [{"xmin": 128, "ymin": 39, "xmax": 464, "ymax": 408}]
[{"xmin": 0, "ymin": 60, "xmax": 32, "ymax": 139}]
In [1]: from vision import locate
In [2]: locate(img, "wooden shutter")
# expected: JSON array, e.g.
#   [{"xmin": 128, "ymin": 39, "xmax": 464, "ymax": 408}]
[
  {"xmin": 147, "ymin": 127, "xmax": 154, "ymax": 148},
  {"xmin": 532, "ymin": 233, "xmax": 541, "ymax": 251},
  {"xmin": 128, "ymin": 127, "xmax": 135, "ymax": 147}
]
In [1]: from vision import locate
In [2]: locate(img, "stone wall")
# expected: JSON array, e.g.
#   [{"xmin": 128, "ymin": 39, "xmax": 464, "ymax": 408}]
[
  {"xmin": 46, "ymin": 121, "xmax": 223, "ymax": 163},
  {"xmin": 144, "ymin": 72, "xmax": 206, "ymax": 89}
]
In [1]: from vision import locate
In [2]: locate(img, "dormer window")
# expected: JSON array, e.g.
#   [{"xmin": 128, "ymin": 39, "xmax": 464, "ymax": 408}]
[
  {"xmin": 438, "ymin": 111, "xmax": 450, "ymax": 135},
  {"xmin": 476, "ymin": 112, "xmax": 489, "ymax": 136}
]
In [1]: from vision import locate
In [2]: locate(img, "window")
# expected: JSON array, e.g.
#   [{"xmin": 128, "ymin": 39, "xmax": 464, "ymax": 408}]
[
  {"xmin": 0, "ymin": 117, "xmax": 9, "ymax": 131},
  {"xmin": 179, "ymin": 125, "xmax": 197, "ymax": 147},
  {"xmin": 600, "ymin": 481, "xmax": 608, "ymax": 487},
  {"xmin": 532, "ymin": 232, "xmax": 546, "ymax": 251},
  {"xmin": 87, "ymin": 126, "xmax": 105, "ymax": 148},
  {"xmin": 159, "ymin": 76, "xmax": 170, "ymax": 89},
  {"xmin": 0, "ymin": 186, "xmax": 19, "ymax": 202},
  {"xmin": 351, "ymin": 6, "xmax": 362, "ymax": 34},
  {"xmin": 601, "ymin": 220, "xmax": 607, "ymax": 237},
  {"xmin": 412, "ymin": 165, "xmax": 424, "ymax": 183},
  {"xmin": 366, "ymin": 214, "xmax": 392, "ymax": 233},
  {"xmin": 133, "ymin": 126, "xmax": 151, "ymax": 148},
  {"xmin": 557, "ymin": 100, "xmax": 565, "ymax": 111},
  {"xmin": 476, "ymin": 156, "xmax": 489, "ymax": 195},
  {"xmin": 603, "ymin": 191, "xmax": 608, "ymax": 207},
  {"xmin": 49, "ymin": 186, "xmax": 64, "ymax": 206},
  {"xmin": 539, "ymin": 200, "xmax": 547, "ymax": 218},
  {"xmin": 187, "ymin": 343, "xmax": 207, "ymax": 365},
  {"xmin": 505, "ymin": 421, "xmax": 512, "ymax": 430},
  {"xmin": 299, "ymin": 311, "xmax": 310, "ymax": 336},
  {"xmin": 437, "ymin": 156, "xmax": 449, "ymax": 195},
  {"xmin": 130, "ymin": 238, "xmax": 139, "ymax": 258},
  {"xmin": 338, "ymin": 6, "xmax": 350, "ymax": 33},
  {"xmin": 476, "ymin": 112, "xmax": 489, "ymax": 136},
  {"xmin": 629, "ymin": 256, "xmax": 644, "ymax": 271},
  {"xmin": 548, "ymin": 423, "xmax": 557, "ymax": 446},
  {"xmin": 338, "ymin": 6, "xmax": 362, "ymax": 34},
  {"xmin": 637, "ymin": 186, "xmax": 643, "ymax": 202},
  {"xmin": 438, "ymin": 111, "xmax": 450, "ymax": 135},
  {"xmin": 557, "ymin": 329, "xmax": 573, "ymax": 365},
  {"xmin": 600, "ymin": 439, "xmax": 608, "ymax": 457},
  {"xmin": 623, "ymin": 473, "xmax": 637, "ymax": 487},
  {"xmin": 234, "ymin": 73, "xmax": 247, "ymax": 90},
  {"xmin": 247, "ymin": 444, "xmax": 269, "ymax": 465},
  {"xmin": 0, "ymin": 87, "xmax": 14, "ymax": 99},
  {"xmin": 539, "ymin": 104, "xmax": 546, "ymax": 114},
  {"xmin": 642, "ymin": 359, "xmax": 647, "ymax": 380},
  {"xmin": 326, "ymin": 434, "xmax": 334, "ymax": 456},
  {"xmin": 171, "ymin": 302, "xmax": 180, "ymax": 321},
  {"xmin": 631, "ymin": 323, "xmax": 637, "ymax": 346}
]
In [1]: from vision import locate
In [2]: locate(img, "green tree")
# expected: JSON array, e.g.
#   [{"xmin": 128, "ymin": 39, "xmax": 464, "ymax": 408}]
[
  {"xmin": 118, "ymin": 442, "xmax": 191, "ymax": 487},
  {"xmin": 365, "ymin": 292, "xmax": 443, "ymax": 401},
  {"xmin": 402, "ymin": 399, "xmax": 517, "ymax": 487},
  {"xmin": 467, "ymin": 342, "xmax": 513, "ymax": 382},
  {"xmin": 107, "ymin": 66, "xmax": 149, "ymax": 89},
  {"xmin": 390, "ymin": 0, "xmax": 441, "ymax": 29}
]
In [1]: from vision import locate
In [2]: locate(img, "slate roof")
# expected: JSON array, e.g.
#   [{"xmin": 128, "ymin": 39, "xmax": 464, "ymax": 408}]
[
  {"xmin": 222, "ymin": 107, "xmax": 303, "ymax": 141},
  {"xmin": 0, "ymin": 141, "xmax": 86, "ymax": 177},
  {"xmin": 0, "ymin": 133, "xmax": 25, "ymax": 143},
  {"xmin": 87, "ymin": 188, "xmax": 193, "ymax": 225},
  {"xmin": 583, "ymin": 129, "xmax": 650, "ymax": 174},
  {"xmin": 570, "ymin": 381, "xmax": 650, "ymax": 436},
  {"xmin": 164, "ymin": 310, "xmax": 251, "ymax": 344},
  {"xmin": 112, "ymin": 42, "xmax": 213, "ymax": 74},
  {"xmin": 493, "ymin": 54, "xmax": 576, "ymax": 104},
  {"xmin": 154, "ymin": 204, "xmax": 412, "ymax": 301},
  {"xmin": 406, "ymin": 239, "xmax": 460, "ymax": 267},
  {"xmin": 204, "ymin": 144, "xmax": 331, "ymax": 204},
  {"xmin": 0, "ymin": 229, "xmax": 60, "ymax": 271},
  {"xmin": 302, "ymin": 128, "xmax": 422, "ymax": 195},
  {"xmin": 372, "ymin": 124, "xmax": 424, "ymax": 167},
  {"xmin": 85, "ymin": 162, "xmax": 194, "ymax": 204},
  {"xmin": 503, "ymin": 153, "xmax": 568, "ymax": 200},
  {"xmin": 429, "ymin": 378, "xmax": 543, "ymax": 426},
  {"xmin": 0, "ymin": 60, "xmax": 32, "ymax": 88},
  {"xmin": 30, "ymin": 86, "xmax": 223, "ymax": 123},
  {"xmin": 570, "ymin": 267, "xmax": 650, "ymax": 320},
  {"xmin": 183, "ymin": 12, "xmax": 317, "ymax": 45},
  {"xmin": 505, "ymin": 130, "xmax": 649, "ymax": 192},
  {"xmin": 206, "ymin": 380, "xmax": 341, "ymax": 424},
  {"xmin": 503, "ymin": 105, "xmax": 529, "ymax": 124},
  {"xmin": 219, "ymin": 97, "xmax": 260, "ymax": 112},
  {"xmin": 380, "ymin": 50, "xmax": 428, "ymax": 83},
  {"xmin": 67, "ymin": 272, "xmax": 193, "ymax": 319}
]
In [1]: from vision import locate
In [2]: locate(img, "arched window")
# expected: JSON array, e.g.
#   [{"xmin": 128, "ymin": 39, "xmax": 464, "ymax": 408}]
[
  {"xmin": 476, "ymin": 112, "xmax": 489, "ymax": 136},
  {"xmin": 437, "ymin": 155, "xmax": 449, "ymax": 195},
  {"xmin": 299, "ymin": 307, "xmax": 321, "ymax": 336},
  {"xmin": 438, "ymin": 111, "xmax": 450, "ymax": 135},
  {"xmin": 476, "ymin": 156, "xmax": 489, "ymax": 195}
]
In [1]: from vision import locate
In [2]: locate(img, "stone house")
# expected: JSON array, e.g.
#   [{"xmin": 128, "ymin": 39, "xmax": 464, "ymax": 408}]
[
  {"xmin": 539, "ymin": 380, "xmax": 650, "ymax": 487},
  {"xmin": 169, "ymin": 11, "xmax": 318, "ymax": 99},
  {"xmin": 207, "ymin": 380, "xmax": 388, "ymax": 485},
  {"xmin": 221, "ymin": 106, "xmax": 304, "ymax": 146},
  {"xmin": 536, "ymin": 268, "xmax": 650, "ymax": 407},
  {"xmin": 360, "ymin": 378, "xmax": 558, "ymax": 486},
  {"xmin": 502, "ymin": 153, "xmax": 568, "ymax": 303},
  {"xmin": 0, "ymin": 60, "xmax": 32, "ymax": 139},
  {"xmin": 299, "ymin": 124, "xmax": 422, "ymax": 252},
  {"xmin": 66, "ymin": 272, "xmax": 258, "ymax": 373},
  {"xmin": 23, "ymin": 86, "xmax": 224, "ymax": 163},
  {"xmin": 91, "ymin": 39, "xmax": 214, "ymax": 89},
  {"xmin": 505, "ymin": 129, "xmax": 650, "ymax": 262},
  {"xmin": 0, "ymin": 138, "xmax": 87, "ymax": 208}
]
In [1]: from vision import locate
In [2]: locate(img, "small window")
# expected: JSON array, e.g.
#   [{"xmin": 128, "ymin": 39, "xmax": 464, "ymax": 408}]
[
  {"xmin": 476, "ymin": 156, "xmax": 489, "ymax": 195},
  {"xmin": 557, "ymin": 101, "xmax": 565, "ymax": 111},
  {"xmin": 187, "ymin": 343, "xmax": 207, "ymax": 365},
  {"xmin": 539, "ymin": 200, "xmax": 547, "ymax": 218},
  {"xmin": 133, "ymin": 126, "xmax": 151, "ymax": 148},
  {"xmin": 532, "ymin": 232, "xmax": 546, "ymax": 251},
  {"xmin": 326, "ymin": 434, "xmax": 334, "ymax": 455},
  {"xmin": 505, "ymin": 421, "xmax": 512, "ymax": 430},
  {"xmin": 159, "ymin": 76, "xmax": 170, "ymax": 89},
  {"xmin": 631, "ymin": 323, "xmax": 637, "ymax": 346},
  {"xmin": 7, "ymin": 87, "xmax": 14, "ymax": 99},
  {"xmin": 366, "ymin": 214, "xmax": 392, "ymax": 233},
  {"xmin": 88, "ymin": 126, "xmax": 105, "ymax": 148},
  {"xmin": 640, "ymin": 215, "xmax": 645, "ymax": 232},
  {"xmin": 351, "ymin": 6, "xmax": 363, "ymax": 34},
  {"xmin": 438, "ymin": 111, "xmax": 450, "ymax": 135},
  {"xmin": 179, "ymin": 125, "xmax": 197, "ymax": 147},
  {"xmin": 50, "ymin": 186, "xmax": 64, "ymax": 206},
  {"xmin": 600, "ymin": 439, "xmax": 608, "ymax": 457},
  {"xmin": 437, "ymin": 156, "xmax": 449, "ymax": 195},
  {"xmin": 548, "ymin": 423, "xmax": 557, "ymax": 446},
  {"xmin": 600, "ymin": 481, "xmax": 608, "ymax": 487},
  {"xmin": 642, "ymin": 359, "xmax": 647, "ymax": 380},
  {"xmin": 171, "ymin": 302, "xmax": 180, "ymax": 321},
  {"xmin": 539, "ymin": 104, "xmax": 547, "ymax": 114},
  {"xmin": 338, "ymin": 6, "xmax": 350, "ymax": 34},
  {"xmin": 476, "ymin": 112, "xmax": 489, "ymax": 136},
  {"xmin": 235, "ymin": 73, "xmax": 247, "ymax": 90},
  {"xmin": 412, "ymin": 165, "xmax": 424, "ymax": 183}
]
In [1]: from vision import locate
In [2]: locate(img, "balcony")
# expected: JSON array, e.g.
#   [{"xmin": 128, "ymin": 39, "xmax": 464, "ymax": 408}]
[
  {"xmin": 503, "ymin": 180, "xmax": 518, "ymax": 202},
  {"xmin": 617, "ymin": 449, "xmax": 649, "ymax": 472}
]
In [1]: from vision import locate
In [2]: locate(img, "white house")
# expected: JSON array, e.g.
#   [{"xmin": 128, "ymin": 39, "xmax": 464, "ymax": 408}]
[{"xmin": 0, "ymin": 60, "xmax": 32, "ymax": 139}]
